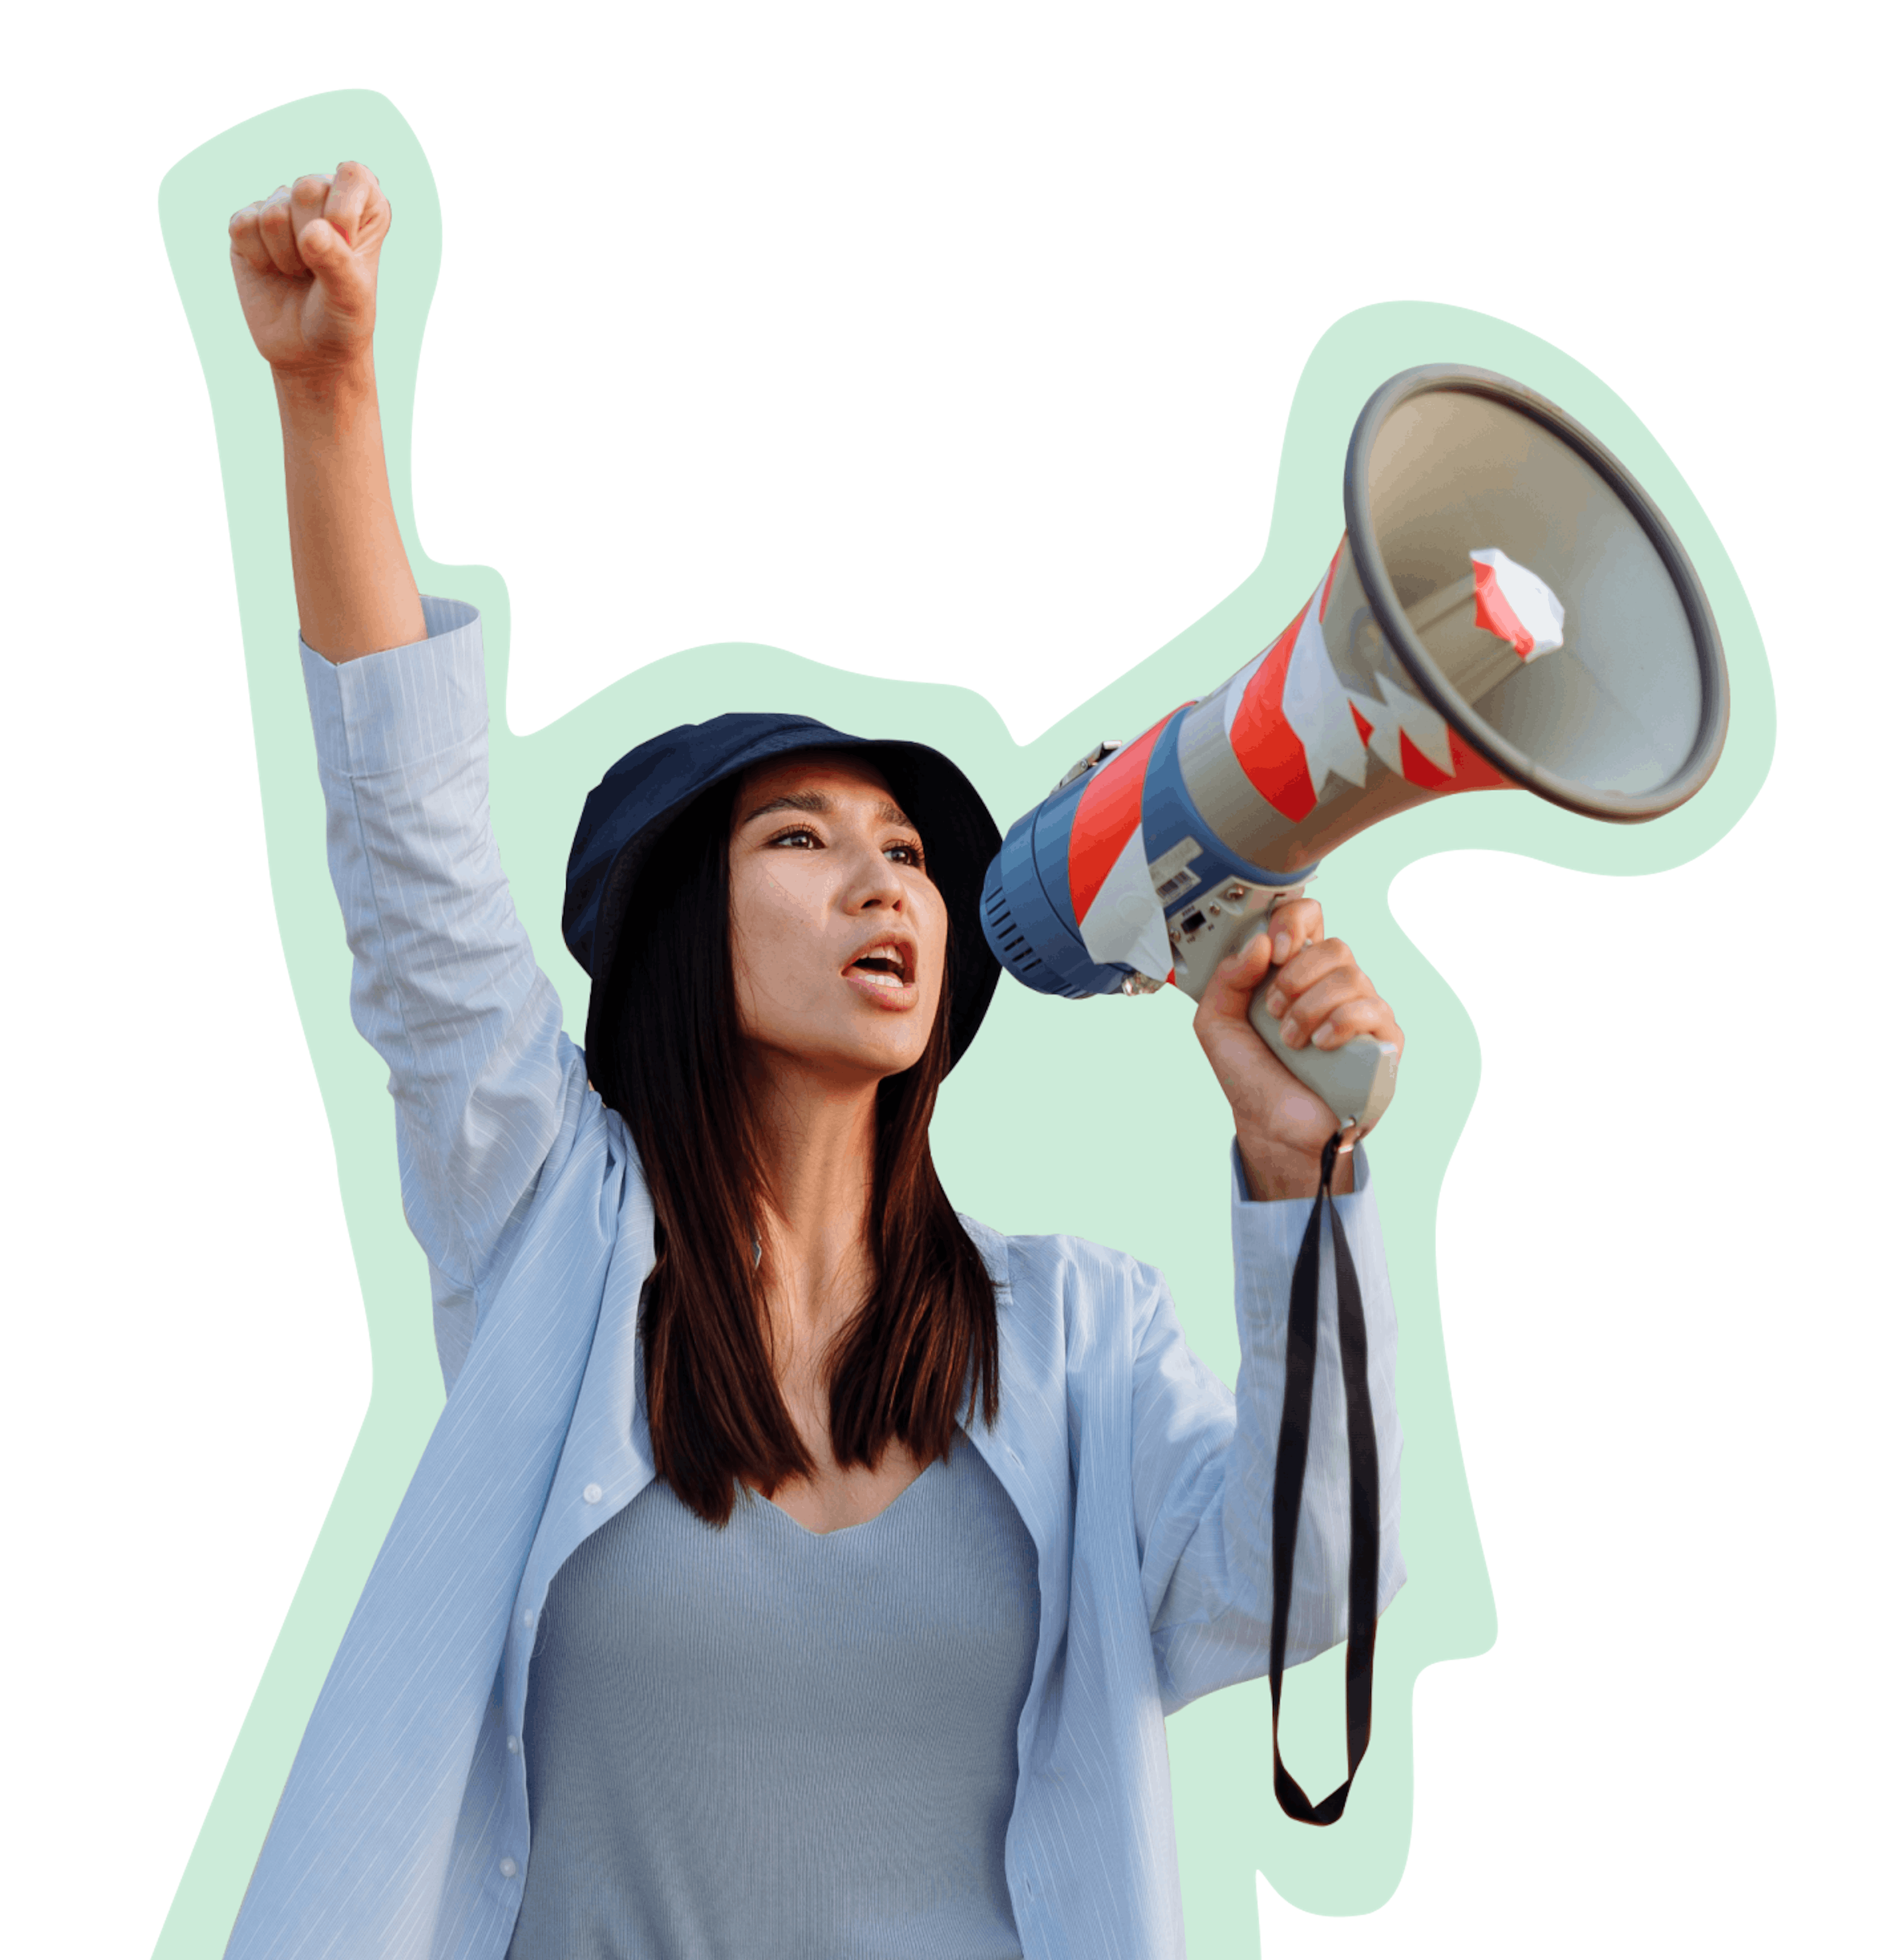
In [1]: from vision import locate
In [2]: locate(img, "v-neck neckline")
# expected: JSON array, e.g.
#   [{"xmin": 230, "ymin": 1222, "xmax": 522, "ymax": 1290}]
[{"xmin": 753, "ymin": 1446, "xmax": 950, "ymax": 1542}]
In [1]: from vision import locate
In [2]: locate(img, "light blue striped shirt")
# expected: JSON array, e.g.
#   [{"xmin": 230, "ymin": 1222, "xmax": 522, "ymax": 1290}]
[{"xmin": 225, "ymin": 597, "xmax": 1405, "ymax": 1960}]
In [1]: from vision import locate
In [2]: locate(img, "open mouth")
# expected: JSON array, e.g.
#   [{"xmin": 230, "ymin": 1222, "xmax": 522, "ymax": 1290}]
[{"xmin": 847, "ymin": 940, "xmax": 914, "ymax": 990}]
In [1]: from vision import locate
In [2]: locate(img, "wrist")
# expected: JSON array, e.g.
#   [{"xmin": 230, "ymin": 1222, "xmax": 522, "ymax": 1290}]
[
  {"xmin": 272, "ymin": 353, "xmax": 378, "ymax": 420},
  {"xmin": 1236, "ymin": 1134, "xmax": 1354, "ymax": 1203}
]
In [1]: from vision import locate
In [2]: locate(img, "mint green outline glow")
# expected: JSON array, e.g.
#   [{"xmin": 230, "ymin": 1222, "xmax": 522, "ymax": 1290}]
[{"xmin": 156, "ymin": 89, "xmax": 1770, "ymax": 1960}]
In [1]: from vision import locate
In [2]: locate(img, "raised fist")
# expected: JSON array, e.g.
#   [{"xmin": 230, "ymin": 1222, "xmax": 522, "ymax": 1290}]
[{"xmin": 228, "ymin": 162, "xmax": 390, "ymax": 376}]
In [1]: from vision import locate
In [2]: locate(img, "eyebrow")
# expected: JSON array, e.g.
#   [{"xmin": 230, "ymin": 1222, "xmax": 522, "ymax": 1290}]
[{"xmin": 739, "ymin": 789, "xmax": 916, "ymax": 830}]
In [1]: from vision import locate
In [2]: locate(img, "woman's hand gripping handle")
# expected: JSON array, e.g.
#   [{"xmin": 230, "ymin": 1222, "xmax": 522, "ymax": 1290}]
[
  {"xmin": 1192, "ymin": 896, "xmax": 1403, "ymax": 1201},
  {"xmin": 228, "ymin": 163, "xmax": 424, "ymax": 661}
]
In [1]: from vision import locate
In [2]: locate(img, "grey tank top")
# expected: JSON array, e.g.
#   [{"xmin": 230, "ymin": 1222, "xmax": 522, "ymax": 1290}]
[{"xmin": 505, "ymin": 1430, "xmax": 1040, "ymax": 1960}]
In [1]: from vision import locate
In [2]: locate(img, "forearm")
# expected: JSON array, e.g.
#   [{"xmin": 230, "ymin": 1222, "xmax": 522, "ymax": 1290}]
[
  {"xmin": 275, "ymin": 356, "xmax": 425, "ymax": 662},
  {"xmin": 1224, "ymin": 1152, "xmax": 1402, "ymax": 1660},
  {"xmin": 1139, "ymin": 1149, "xmax": 1403, "ymax": 1701}
]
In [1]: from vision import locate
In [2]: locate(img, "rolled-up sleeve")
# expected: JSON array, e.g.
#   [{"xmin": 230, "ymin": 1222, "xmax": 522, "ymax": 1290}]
[
  {"xmin": 1137, "ymin": 1144, "xmax": 1404, "ymax": 1708},
  {"xmin": 302, "ymin": 597, "xmax": 580, "ymax": 1326}
]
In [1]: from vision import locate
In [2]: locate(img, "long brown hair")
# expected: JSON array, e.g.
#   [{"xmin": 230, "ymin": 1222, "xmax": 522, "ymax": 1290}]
[{"xmin": 588, "ymin": 773, "xmax": 1001, "ymax": 1526}]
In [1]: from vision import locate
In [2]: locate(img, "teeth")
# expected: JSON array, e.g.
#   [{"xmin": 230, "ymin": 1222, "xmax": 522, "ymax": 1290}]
[
  {"xmin": 853, "ymin": 943, "xmax": 907, "ymax": 982},
  {"xmin": 857, "ymin": 970, "xmax": 904, "ymax": 989}
]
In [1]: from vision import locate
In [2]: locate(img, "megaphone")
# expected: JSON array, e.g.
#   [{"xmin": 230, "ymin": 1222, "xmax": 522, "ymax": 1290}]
[{"xmin": 980, "ymin": 365, "xmax": 1730, "ymax": 1129}]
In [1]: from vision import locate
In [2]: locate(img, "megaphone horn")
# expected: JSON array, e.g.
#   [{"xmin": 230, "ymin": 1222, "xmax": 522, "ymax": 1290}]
[{"xmin": 980, "ymin": 365, "xmax": 1731, "ymax": 1129}]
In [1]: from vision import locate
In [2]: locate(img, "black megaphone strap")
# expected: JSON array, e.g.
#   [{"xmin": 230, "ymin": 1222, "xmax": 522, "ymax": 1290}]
[{"xmin": 1267, "ymin": 1127, "xmax": 1381, "ymax": 1825}]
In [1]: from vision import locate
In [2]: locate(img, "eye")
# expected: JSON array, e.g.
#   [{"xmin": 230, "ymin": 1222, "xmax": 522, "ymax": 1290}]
[
  {"xmin": 885, "ymin": 839, "xmax": 926, "ymax": 869},
  {"xmin": 766, "ymin": 824, "xmax": 822, "ymax": 849}
]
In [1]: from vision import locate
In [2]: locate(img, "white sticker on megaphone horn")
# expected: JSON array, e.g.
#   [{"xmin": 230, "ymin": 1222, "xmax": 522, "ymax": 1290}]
[{"xmin": 1470, "ymin": 547, "xmax": 1566, "ymax": 658}]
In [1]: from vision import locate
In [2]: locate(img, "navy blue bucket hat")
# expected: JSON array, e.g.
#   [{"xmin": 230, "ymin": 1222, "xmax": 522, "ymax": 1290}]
[{"xmin": 564, "ymin": 712, "xmax": 1003, "ymax": 1071}]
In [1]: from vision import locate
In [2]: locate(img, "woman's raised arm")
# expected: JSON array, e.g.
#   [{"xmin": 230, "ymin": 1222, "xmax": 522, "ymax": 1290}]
[
  {"xmin": 229, "ymin": 167, "xmax": 588, "ymax": 1386},
  {"xmin": 229, "ymin": 164, "xmax": 424, "ymax": 659}
]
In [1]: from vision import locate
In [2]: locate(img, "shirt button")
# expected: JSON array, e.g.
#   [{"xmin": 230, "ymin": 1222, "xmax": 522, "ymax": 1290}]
[
  {"xmin": 521, "ymin": 1609, "xmax": 535, "ymax": 1629},
  {"xmin": 583, "ymin": 1482, "xmax": 603, "ymax": 1504},
  {"xmin": 498, "ymin": 1858, "xmax": 518, "ymax": 1879},
  {"xmin": 506, "ymin": 1736, "xmax": 521, "ymax": 1754}
]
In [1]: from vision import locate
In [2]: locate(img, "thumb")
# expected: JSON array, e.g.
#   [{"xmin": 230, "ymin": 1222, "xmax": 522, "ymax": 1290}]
[{"xmin": 297, "ymin": 216, "xmax": 357, "ymax": 283}]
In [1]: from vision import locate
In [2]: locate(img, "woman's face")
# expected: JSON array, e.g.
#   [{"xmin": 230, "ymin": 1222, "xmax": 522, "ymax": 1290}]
[{"xmin": 727, "ymin": 751, "xmax": 949, "ymax": 1087}]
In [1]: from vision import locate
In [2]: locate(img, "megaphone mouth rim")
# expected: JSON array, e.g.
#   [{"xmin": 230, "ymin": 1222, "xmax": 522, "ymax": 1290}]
[{"xmin": 1343, "ymin": 364, "xmax": 1732, "ymax": 824}]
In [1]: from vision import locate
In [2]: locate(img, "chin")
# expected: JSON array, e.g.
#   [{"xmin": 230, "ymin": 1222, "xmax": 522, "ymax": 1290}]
[
  {"xmin": 750, "ymin": 1023, "xmax": 929, "ymax": 1089},
  {"xmin": 851, "ymin": 1035, "xmax": 932, "ymax": 1083}
]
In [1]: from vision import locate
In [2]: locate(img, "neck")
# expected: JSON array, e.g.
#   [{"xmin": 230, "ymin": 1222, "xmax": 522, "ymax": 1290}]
[{"xmin": 749, "ymin": 1057, "xmax": 881, "ymax": 1364}]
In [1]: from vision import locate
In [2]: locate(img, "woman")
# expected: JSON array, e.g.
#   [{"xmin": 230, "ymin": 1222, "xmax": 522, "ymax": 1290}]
[{"xmin": 225, "ymin": 163, "xmax": 1406, "ymax": 1960}]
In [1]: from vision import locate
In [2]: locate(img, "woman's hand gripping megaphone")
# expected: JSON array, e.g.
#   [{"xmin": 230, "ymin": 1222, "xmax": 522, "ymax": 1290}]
[{"xmin": 1191, "ymin": 894, "xmax": 1402, "ymax": 1200}]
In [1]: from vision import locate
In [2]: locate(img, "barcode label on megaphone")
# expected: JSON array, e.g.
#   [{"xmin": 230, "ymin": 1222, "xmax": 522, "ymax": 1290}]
[{"xmin": 1148, "ymin": 835, "xmax": 1205, "ymax": 906}]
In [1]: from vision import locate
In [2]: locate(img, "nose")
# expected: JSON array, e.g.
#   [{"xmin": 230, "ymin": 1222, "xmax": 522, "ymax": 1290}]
[{"xmin": 841, "ymin": 835, "xmax": 906, "ymax": 912}]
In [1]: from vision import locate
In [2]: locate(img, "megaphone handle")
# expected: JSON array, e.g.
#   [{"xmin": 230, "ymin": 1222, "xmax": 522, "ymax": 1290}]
[{"xmin": 1241, "ymin": 918, "xmax": 1401, "ymax": 1130}]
